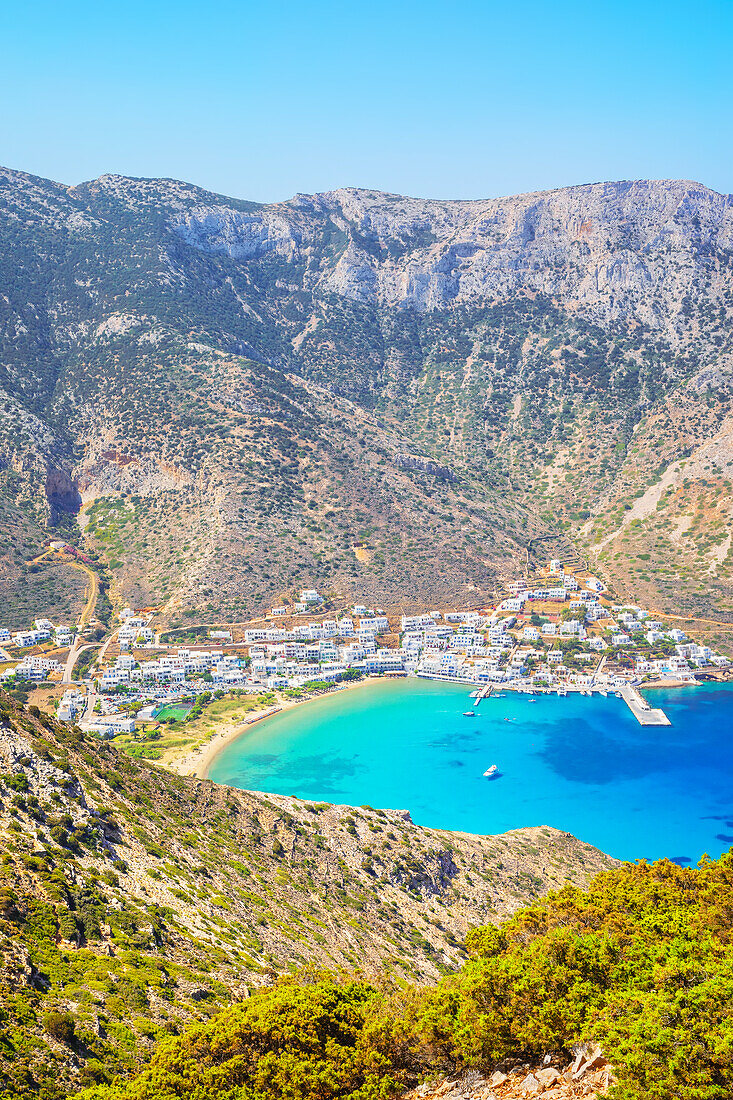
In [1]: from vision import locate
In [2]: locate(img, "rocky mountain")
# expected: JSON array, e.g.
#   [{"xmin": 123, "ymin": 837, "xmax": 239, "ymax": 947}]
[
  {"xmin": 0, "ymin": 693, "xmax": 612, "ymax": 1097},
  {"xmin": 1, "ymin": 167, "xmax": 732, "ymax": 625}
]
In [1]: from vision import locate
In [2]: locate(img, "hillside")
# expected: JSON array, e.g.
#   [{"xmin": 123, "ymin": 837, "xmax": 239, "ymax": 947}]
[
  {"xmin": 0, "ymin": 169, "xmax": 732, "ymax": 623},
  {"xmin": 0, "ymin": 694, "xmax": 611, "ymax": 1098},
  {"xmin": 82, "ymin": 851, "xmax": 733, "ymax": 1100}
]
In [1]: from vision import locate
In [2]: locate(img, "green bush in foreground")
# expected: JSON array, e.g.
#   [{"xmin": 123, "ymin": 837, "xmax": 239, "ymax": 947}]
[
  {"xmin": 81, "ymin": 854, "xmax": 733, "ymax": 1100},
  {"xmin": 80, "ymin": 977, "xmax": 413, "ymax": 1100}
]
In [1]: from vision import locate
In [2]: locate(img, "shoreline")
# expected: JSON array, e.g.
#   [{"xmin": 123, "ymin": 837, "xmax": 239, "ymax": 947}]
[
  {"xmin": 161, "ymin": 675, "xmax": 385, "ymax": 780},
  {"xmin": 160, "ymin": 671, "xmax": 731, "ymax": 782}
]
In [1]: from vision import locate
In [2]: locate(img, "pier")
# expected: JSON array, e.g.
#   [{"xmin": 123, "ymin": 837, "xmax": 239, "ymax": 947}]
[
  {"xmin": 618, "ymin": 684, "xmax": 671, "ymax": 726},
  {"xmin": 473, "ymin": 682, "xmax": 494, "ymax": 705}
]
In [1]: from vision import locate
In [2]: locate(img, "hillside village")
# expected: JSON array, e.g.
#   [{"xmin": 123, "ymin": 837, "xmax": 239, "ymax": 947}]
[{"xmin": 0, "ymin": 561, "xmax": 730, "ymax": 750}]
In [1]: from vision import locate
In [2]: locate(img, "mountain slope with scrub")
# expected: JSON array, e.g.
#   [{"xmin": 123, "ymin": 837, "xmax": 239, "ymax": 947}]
[
  {"xmin": 83, "ymin": 852, "xmax": 733, "ymax": 1100},
  {"xmin": 0, "ymin": 168, "xmax": 732, "ymax": 622}
]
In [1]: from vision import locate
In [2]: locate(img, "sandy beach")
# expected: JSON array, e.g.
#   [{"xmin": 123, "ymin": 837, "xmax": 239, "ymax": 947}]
[{"xmin": 162, "ymin": 675, "xmax": 385, "ymax": 780}]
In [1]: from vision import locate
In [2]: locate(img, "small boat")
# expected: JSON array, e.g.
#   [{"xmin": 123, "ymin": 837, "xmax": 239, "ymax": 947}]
[
  {"xmin": 483, "ymin": 764, "xmax": 498, "ymax": 778},
  {"xmin": 463, "ymin": 710, "xmax": 475, "ymax": 717},
  {"xmin": 494, "ymin": 693, "xmax": 506, "ymax": 698}
]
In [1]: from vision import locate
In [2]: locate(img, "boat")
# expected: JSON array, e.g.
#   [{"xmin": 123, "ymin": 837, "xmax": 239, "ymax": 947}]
[
  {"xmin": 494, "ymin": 693, "xmax": 506, "ymax": 698},
  {"xmin": 483, "ymin": 764, "xmax": 498, "ymax": 778},
  {"xmin": 463, "ymin": 710, "xmax": 475, "ymax": 717}
]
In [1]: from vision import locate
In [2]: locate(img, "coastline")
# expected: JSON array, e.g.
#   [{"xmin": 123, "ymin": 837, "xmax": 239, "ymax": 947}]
[
  {"xmin": 161, "ymin": 671, "xmax": 730, "ymax": 782},
  {"xmin": 161, "ymin": 675, "xmax": 385, "ymax": 780}
]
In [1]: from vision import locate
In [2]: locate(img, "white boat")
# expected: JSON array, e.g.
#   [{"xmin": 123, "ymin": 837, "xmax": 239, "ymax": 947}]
[
  {"xmin": 463, "ymin": 710, "xmax": 475, "ymax": 717},
  {"xmin": 483, "ymin": 764, "xmax": 498, "ymax": 777}
]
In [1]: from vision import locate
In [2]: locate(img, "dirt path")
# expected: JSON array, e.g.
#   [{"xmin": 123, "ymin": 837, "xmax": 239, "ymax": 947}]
[
  {"xmin": 72, "ymin": 562, "xmax": 99, "ymax": 628},
  {"xmin": 645, "ymin": 609, "xmax": 733, "ymax": 629}
]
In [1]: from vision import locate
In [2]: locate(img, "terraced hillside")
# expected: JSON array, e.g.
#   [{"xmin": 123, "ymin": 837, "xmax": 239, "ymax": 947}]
[
  {"xmin": 0, "ymin": 168, "xmax": 732, "ymax": 621},
  {"xmin": 0, "ymin": 693, "xmax": 612, "ymax": 1098}
]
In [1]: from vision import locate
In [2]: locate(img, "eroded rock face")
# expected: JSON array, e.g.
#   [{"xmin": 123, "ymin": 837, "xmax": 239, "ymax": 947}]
[
  {"xmin": 171, "ymin": 178, "xmax": 733, "ymax": 332},
  {"xmin": 44, "ymin": 465, "xmax": 81, "ymax": 515}
]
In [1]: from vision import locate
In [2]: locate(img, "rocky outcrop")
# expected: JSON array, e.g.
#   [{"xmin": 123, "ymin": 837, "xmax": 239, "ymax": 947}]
[
  {"xmin": 44, "ymin": 465, "xmax": 81, "ymax": 515},
  {"xmin": 409, "ymin": 1045, "xmax": 613, "ymax": 1100},
  {"xmin": 171, "ymin": 178, "xmax": 733, "ymax": 333},
  {"xmin": 394, "ymin": 453, "xmax": 458, "ymax": 481}
]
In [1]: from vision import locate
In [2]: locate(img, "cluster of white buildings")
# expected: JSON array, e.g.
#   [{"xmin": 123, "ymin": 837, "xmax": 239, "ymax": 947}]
[
  {"xmin": 118, "ymin": 613, "xmax": 155, "ymax": 647},
  {"xmin": 0, "ymin": 618, "xmax": 75, "ymax": 684},
  {"xmin": 235, "ymin": 608, "xmax": 397, "ymax": 687},
  {"xmin": 35, "ymin": 572, "xmax": 728, "ymax": 739}
]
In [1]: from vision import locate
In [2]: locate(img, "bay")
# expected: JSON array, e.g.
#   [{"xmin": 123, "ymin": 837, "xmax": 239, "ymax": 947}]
[{"xmin": 207, "ymin": 678, "xmax": 733, "ymax": 862}]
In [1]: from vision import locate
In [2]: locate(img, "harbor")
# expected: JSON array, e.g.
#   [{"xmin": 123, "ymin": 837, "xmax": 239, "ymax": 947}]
[
  {"xmin": 206, "ymin": 675, "xmax": 733, "ymax": 863},
  {"xmin": 465, "ymin": 680, "xmax": 672, "ymax": 726}
]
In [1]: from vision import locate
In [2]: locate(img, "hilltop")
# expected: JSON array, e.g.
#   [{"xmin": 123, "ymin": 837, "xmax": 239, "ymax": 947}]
[
  {"xmin": 0, "ymin": 693, "xmax": 611, "ymax": 1097},
  {"xmin": 0, "ymin": 169, "xmax": 732, "ymax": 626}
]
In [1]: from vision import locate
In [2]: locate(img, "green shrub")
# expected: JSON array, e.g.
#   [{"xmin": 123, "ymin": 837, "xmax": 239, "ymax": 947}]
[{"xmin": 43, "ymin": 1009, "xmax": 76, "ymax": 1043}]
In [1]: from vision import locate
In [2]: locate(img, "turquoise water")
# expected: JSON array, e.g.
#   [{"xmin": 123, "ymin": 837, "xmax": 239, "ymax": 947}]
[{"xmin": 208, "ymin": 678, "xmax": 733, "ymax": 862}]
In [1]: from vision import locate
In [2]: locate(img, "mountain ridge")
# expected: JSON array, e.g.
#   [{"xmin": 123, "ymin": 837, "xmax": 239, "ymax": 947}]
[{"xmin": 0, "ymin": 165, "xmax": 732, "ymax": 629}]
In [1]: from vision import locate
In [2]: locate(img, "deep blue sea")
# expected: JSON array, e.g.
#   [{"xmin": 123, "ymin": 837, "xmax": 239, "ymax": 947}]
[{"xmin": 207, "ymin": 678, "xmax": 733, "ymax": 862}]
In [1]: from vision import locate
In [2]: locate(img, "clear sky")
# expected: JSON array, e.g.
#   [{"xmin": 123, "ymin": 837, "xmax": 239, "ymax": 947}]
[{"xmin": 1, "ymin": 0, "xmax": 731, "ymax": 202}]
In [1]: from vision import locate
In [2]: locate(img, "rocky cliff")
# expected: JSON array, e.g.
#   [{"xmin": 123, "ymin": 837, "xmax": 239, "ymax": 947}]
[{"xmin": 173, "ymin": 178, "xmax": 733, "ymax": 327}]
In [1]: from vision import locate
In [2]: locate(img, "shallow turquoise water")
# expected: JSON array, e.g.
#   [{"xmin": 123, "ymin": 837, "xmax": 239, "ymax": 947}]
[{"xmin": 208, "ymin": 678, "xmax": 733, "ymax": 861}]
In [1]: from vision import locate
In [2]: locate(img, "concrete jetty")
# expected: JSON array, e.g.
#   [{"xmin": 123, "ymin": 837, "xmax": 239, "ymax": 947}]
[
  {"xmin": 618, "ymin": 684, "xmax": 671, "ymax": 726},
  {"xmin": 473, "ymin": 682, "xmax": 494, "ymax": 705}
]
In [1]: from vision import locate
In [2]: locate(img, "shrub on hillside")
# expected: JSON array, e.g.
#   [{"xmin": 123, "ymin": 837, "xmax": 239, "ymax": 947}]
[
  {"xmin": 81, "ymin": 855, "xmax": 733, "ymax": 1100},
  {"xmin": 44, "ymin": 1009, "xmax": 76, "ymax": 1043}
]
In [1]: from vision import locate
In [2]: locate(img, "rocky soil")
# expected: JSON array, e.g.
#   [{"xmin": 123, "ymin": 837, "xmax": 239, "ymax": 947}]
[{"xmin": 409, "ymin": 1044, "xmax": 612, "ymax": 1100}]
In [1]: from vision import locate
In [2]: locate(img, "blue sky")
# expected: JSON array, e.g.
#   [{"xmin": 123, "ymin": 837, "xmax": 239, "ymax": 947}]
[{"xmin": 1, "ymin": 0, "xmax": 731, "ymax": 202}]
